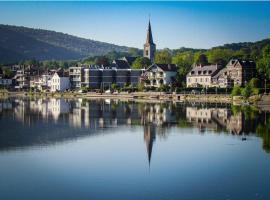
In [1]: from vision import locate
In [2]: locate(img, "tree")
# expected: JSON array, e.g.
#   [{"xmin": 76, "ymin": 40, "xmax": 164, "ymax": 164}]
[
  {"xmin": 137, "ymin": 83, "xmax": 145, "ymax": 92},
  {"xmin": 111, "ymin": 83, "xmax": 119, "ymax": 91},
  {"xmin": 95, "ymin": 56, "xmax": 110, "ymax": 66},
  {"xmin": 3, "ymin": 68, "xmax": 13, "ymax": 78},
  {"xmin": 128, "ymin": 48, "xmax": 143, "ymax": 57},
  {"xmin": 257, "ymin": 44, "xmax": 270, "ymax": 79},
  {"xmin": 207, "ymin": 48, "xmax": 234, "ymax": 65},
  {"xmin": 155, "ymin": 50, "xmax": 172, "ymax": 64},
  {"xmin": 172, "ymin": 52, "xmax": 194, "ymax": 87},
  {"xmin": 248, "ymin": 78, "xmax": 260, "ymax": 95},
  {"xmin": 196, "ymin": 54, "xmax": 208, "ymax": 66},
  {"xmin": 231, "ymin": 85, "xmax": 242, "ymax": 96},
  {"xmin": 241, "ymin": 84, "xmax": 252, "ymax": 99},
  {"xmin": 132, "ymin": 57, "xmax": 151, "ymax": 69}
]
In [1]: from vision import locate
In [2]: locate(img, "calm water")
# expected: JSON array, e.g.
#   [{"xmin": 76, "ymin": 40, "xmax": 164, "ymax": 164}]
[{"xmin": 0, "ymin": 98, "xmax": 270, "ymax": 200}]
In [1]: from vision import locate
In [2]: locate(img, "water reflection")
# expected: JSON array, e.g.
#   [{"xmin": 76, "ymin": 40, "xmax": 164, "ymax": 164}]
[{"xmin": 0, "ymin": 97, "xmax": 269, "ymax": 154}]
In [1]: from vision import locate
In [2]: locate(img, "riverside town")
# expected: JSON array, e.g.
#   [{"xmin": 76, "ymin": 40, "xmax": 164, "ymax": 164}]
[
  {"xmin": 2, "ymin": 2, "xmax": 270, "ymax": 200},
  {"xmin": 0, "ymin": 20, "xmax": 269, "ymax": 105}
]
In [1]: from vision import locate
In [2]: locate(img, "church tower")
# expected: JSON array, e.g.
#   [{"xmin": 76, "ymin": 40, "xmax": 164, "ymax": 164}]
[{"xmin": 144, "ymin": 20, "xmax": 156, "ymax": 63}]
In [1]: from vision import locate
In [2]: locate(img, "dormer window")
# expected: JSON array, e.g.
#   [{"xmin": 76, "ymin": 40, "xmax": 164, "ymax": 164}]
[
  {"xmin": 208, "ymin": 70, "xmax": 212, "ymax": 74},
  {"xmin": 191, "ymin": 71, "xmax": 195, "ymax": 75},
  {"xmin": 198, "ymin": 71, "xmax": 202, "ymax": 75}
]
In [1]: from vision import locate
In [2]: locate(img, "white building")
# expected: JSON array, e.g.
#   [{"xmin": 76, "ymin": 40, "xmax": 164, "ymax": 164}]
[
  {"xmin": 142, "ymin": 64, "xmax": 177, "ymax": 87},
  {"xmin": 50, "ymin": 69, "xmax": 70, "ymax": 92}
]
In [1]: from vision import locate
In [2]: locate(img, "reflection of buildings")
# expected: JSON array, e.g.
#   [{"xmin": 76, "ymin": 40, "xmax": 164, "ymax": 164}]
[
  {"xmin": 186, "ymin": 106, "xmax": 253, "ymax": 134},
  {"xmin": 2, "ymin": 98, "xmax": 267, "ymax": 161}
]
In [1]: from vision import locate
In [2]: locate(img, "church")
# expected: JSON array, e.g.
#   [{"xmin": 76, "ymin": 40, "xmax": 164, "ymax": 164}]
[
  {"xmin": 142, "ymin": 20, "xmax": 177, "ymax": 88},
  {"xmin": 143, "ymin": 20, "xmax": 156, "ymax": 63}
]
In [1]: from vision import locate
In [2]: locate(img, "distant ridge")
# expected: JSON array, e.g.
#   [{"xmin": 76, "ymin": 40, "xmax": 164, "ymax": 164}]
[{"xmin": 0, "ymin": 24, "xmax": 129, "ymax": 64}]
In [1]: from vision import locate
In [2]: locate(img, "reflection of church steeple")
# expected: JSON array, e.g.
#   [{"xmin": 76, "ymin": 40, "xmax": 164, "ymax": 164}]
[{"xmin": 144, "ymin": 125, "xmax": 156, "ymax": 167}]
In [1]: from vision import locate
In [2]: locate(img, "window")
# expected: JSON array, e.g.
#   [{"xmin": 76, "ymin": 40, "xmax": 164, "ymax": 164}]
[{"xmin": 145, "ymin": 50, "xmax": 148, "ymax": 56}]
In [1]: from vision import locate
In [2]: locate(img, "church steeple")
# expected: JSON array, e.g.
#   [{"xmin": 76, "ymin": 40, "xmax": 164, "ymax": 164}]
[
  {"xmin": 146, "ymin": 21, "xmax": 154, "ymax": 44},
  {"xmin": 144, "ymin": 19, "xmax": 156, "ymax": 63}
]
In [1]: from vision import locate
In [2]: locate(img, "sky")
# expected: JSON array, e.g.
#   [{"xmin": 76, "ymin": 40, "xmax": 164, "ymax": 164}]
[{"xmin": 0, "ymin": 1, "xmax": 270, "ymax": 49}]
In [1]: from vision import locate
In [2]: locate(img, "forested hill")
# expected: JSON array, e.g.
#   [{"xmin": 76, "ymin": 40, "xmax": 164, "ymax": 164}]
[{"xmin": 0, "ymin": 24, "xmax": 129, "ymax": 64}]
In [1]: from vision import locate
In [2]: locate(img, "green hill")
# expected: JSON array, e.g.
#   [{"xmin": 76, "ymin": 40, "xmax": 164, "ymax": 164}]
[{"xmin": 0, "ymin": 24, "xmax": 129, "ymax": 64}]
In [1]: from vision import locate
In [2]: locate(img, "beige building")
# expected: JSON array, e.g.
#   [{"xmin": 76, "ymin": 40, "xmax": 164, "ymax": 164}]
[{"xmin": 186, "ymin": 64, "xmax": 222, "ymax": 88}]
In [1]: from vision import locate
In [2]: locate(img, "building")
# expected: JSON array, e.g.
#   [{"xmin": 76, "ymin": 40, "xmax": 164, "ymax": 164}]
[
  {"xmin": 69, "ymin": 66, "xmax": 83, "ymax": 89},
  {"xmin": 143, "ymin": 20, "xmax": 156, "ymax": 63},
  {"xmin": 186, "ymin": 64, "xmax": 222, "ymax": 88},
  {"xmin": 50, "ymin": 69, "xmax": 70, "ymax": 92},
  {"xmin": 213, "ymin": 59, "xmax": 256, "ymax": 87},
  {"xmin": 142, "ymin": 64, "xmax": 177, "ymax": 88},
  {"xmin": 81, "ymin": 67, "xmax": 144, "ymax": 89},
  {"xmin": 0, "ymin": 68, "xmax": 13, "ymax": 88},
  {"xmin": 14, "ymin": 66, "xmax": 38, "ymax": 89}
]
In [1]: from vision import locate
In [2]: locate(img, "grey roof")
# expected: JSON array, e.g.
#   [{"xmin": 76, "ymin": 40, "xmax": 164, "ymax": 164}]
[
  {"xmin": 187, "ymin": 64, "xmax": 222, "ymax": 77},
  {"xmin": 147, "ymin": 63, "xmax": 177, "ymax": 72},
  {"xmin": 121, "ymin": 56, "xmax": 137, "ymax": 65},
  {"xmin": 227, "ymin": 59, "xmax": 255, "ymax": 68},
  {"xmin": 112, "ymin": 59, "xmax": 130, "ymax": 69}
]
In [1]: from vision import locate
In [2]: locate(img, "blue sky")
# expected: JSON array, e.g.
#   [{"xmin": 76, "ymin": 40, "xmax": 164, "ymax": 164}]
[{"xmin": 0, "ymin": 1, "xmax": 270, "ymax": 49}]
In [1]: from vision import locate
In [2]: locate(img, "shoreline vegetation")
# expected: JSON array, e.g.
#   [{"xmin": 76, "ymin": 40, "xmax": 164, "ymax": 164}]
[{"xmin": 1, "ymin": 90, "xmax": 269, "ymax": 108}]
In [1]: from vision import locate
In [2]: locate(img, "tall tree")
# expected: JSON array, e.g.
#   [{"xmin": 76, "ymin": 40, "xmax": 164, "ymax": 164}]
[
  {"xmin": 257, "ymin": 44, "xmax": 270, "ymax": 79},
  {"xmin": 196, "ymin": 54, "xmax": 208, "ymax": 66},
  {"xmin": 154, "ymin": 50, "xmax": 172, "ymax": 64},
  {"xmin": 132, "ymin": 57, "xmax": 151, "ymax": 69}
]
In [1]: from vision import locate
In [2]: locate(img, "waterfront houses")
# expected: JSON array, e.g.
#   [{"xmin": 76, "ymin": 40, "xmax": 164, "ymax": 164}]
[
  {"xmin": 187, "ymin": 59, "xmax": 257, "ymax": 88},
  {"xmin": 186, "ymin": 64, "xmax": 222, "ymax": 88},
  {"xmin": 213, "ymin": 59, "xmax": 257, "ymax": 88},
  {"xmin": 142, "ymin": 64, "xmax": 177, "ymax": 88},
  {"xmin": 50, "ymin": 69, "xmax": 70, "ymax": 92}
]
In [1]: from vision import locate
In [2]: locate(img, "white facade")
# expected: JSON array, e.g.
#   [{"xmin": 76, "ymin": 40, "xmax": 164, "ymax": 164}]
[
  {"xmin": 50, "ymin": 73, "xmax": 70, "ymax": 92},
  {"xmin": 143, "ymin": 64, "xmax": 177, "ymax": 87}
]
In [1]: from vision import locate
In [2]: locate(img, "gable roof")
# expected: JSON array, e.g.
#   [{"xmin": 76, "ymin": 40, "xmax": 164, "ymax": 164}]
[
  {"xmin": 120, "ymin": 56, "xmax": 137, "ymax": 65},
  {"xmin": 227, "ymin": 59, "xmax": 256, "ymax": 68},
  {"xmin": 146, "ymin": 63, "xmax": 177, "ymax": 72},
  {"xmin": 55, "ymin": 68, "xmax": 68, "ymax": 77},
  {"xmin": 187, "ymin": 64, "xmax": 222, "ymax": 77},
  {"xmin": 112, "ymin": 59, "xmax": 130, "ymax": 69}
]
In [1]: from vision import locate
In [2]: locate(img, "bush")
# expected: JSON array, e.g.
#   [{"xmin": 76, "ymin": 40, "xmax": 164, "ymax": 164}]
[
  {"xmin": 231, "ymin": 85, "xmax": 242, "ymax": 96},
  {"xmin": 241, "ymin": 84, "xmax": 252, "ymax": 99}
]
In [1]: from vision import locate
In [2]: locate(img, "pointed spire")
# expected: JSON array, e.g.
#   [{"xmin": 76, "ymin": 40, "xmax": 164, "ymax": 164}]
[
  {"xmin": 146, "ymin": 20, "xmax": 154, "ymax": 44},
  {"xmin": 144, "ymin": 125, "xmax": 156, "ymax": 168}
]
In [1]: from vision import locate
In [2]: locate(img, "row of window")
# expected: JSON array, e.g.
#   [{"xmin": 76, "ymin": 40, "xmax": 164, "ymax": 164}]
[{"xmin": 188, "ymin": 78, "xmax": 209, "ymax": 83}]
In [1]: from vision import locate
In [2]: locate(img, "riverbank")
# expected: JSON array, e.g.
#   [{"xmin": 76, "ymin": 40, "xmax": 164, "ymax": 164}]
[
  {"xmin": 0, "ymin": 90, "xmax": 231, "ymax": 102},
  {"xmin": 1, "ymin": 90, "xmax": 270, "ymax": 110}
]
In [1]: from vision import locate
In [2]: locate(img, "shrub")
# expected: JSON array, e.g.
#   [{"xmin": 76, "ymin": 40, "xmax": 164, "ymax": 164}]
[{"xmin": 231, "ymin": 85, "xmax": 242, "ymax": 96}]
